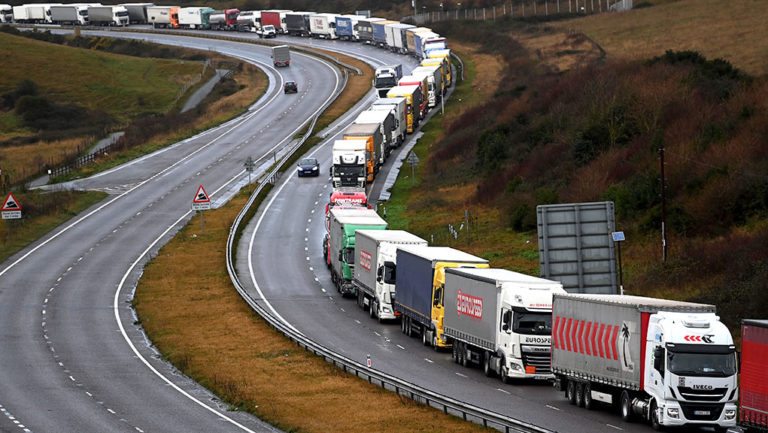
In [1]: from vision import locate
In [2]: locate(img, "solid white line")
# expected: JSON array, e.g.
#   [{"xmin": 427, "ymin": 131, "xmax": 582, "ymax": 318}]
[
  {"xmin": 424, "ymin": 358, "xmax": 433, "ymax": 363},
  {"xmin": 606, "ymin": 424, "xmax": 623, "ymax": 431},
  {"xmin": 496, "ymin": 388, "xmax": 510, "ymax": 394},
  {"xmin": 397, "ymin": 345, "xmax": 405, "ymax": 350},
  {"xmin": 546, "ymin": 404, "xmax": 560, "ymax": 411},
  {"xmin": 455, "ymin": 372, "xmax": 468, "ymax": 378}
]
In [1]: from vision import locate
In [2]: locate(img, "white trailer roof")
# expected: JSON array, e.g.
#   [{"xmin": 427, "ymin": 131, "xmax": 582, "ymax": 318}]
[
  {"xmin": 556, "ymin": 293, "xmax": 715, "ymax": 312},
  {"xmin": 447, "ymin": 267, "xmax": 562, "ymax": 286},
  {"xmin": 355, "ymin": 230, "xmax": 425, "ymax": 244},
  {"xmin": 397, "ymin": 245, "xmax": 487, "ymax": 263}
]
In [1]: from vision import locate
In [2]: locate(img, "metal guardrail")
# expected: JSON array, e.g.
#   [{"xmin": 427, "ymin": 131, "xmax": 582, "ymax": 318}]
[{"xmin": 224, "ymin": 53, "xmax": 553, "ymax": 433}]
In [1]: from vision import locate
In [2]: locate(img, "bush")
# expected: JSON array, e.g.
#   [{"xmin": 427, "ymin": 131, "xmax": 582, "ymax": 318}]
[{"xmin": 2, "ymin": 79, "xmax": 39, "ymax": 110}]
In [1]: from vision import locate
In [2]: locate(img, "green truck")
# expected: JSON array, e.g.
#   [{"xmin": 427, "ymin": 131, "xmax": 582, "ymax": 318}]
[{"xmin": 325, "ymin": 207, "xmax": 387, "ymax": 296}]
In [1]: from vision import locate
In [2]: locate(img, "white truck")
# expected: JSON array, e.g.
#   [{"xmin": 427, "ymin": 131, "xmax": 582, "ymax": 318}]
[
  {"xmin": 354, "ymin": 109, "xmax": 395, "ymax": 158},
  {"xmin": 178, "ymin": 6, "xmax": 213, "ymax": 29},
  {"xmin": 271, "ymin": 45, "xmax": 290, "ymax": 67},
  {"xmin": 120, "ymin": 3, "xmax": 154, "ymax": 24},
  {"xmin": 411, "ymin": 65, "xmax": 443, "ymax": 107},
  {"xmin": 235, "ymin": 10, "xmax": 260, "ymax": 32},
  {"xmin": 88, "ymin": 5, "xmax": 129, "ymax": 26},
  {"xmin": 370, "ymin": 97, "xmax": 406, "ymax": 149},
  {"xmin": 50, "ymin": 4, "xmax": 90, "ymax": 25},
  {"xmin": 353, "ymin": 230, "xmax": 427, "ymax": 321},
  {"xmin": 0, "ymin": 4, "xmax": 13, "ymax": 22},
  {"xmin": 147, "ymin": 6, "xmax": 177, "ymax": 28},
  {"xmin": 385, "ymin": 23, "xmax": 414, "ymax": 54},
  {"xmin": 373, "ymin": 64, "xmax": 403, "ymax": 98},
  {"xmin": 332, "ymin": 139, "xmax": 367, "ymax": 189},
  {"xmin": 552, "ymin": 294, "xmax": 738, "ymax": 431},
  {"xmin": 13, "ymin": 4, "xmax": 57, "ymax": 23},
  {"xmin": 326, "ymin": 208, "xmax": 387, "ymax": 296},
  {"xmin": 444, "ymin": 268, "xmax": 566, "ymax": 382},
  {"xmin": 309, "ymin": 13, "xmax": 338, "ymax": 39}
]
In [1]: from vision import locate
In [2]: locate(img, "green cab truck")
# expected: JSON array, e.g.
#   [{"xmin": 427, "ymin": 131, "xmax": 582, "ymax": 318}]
[{"xmin": 326, "ymin": 207, "xmax": 387, "ymax": 296}]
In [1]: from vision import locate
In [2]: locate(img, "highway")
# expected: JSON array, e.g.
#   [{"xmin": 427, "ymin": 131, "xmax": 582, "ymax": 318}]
[{"xmin": 0, "ymin": 31, "xmax": 342, "ymax": 432}]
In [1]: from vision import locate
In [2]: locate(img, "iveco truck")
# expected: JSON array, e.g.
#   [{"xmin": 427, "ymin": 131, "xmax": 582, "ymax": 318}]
[
  {"xmin": 552, "ymin": 294, "xmax": 738, "ymax": 431},
  {"xmin": 444, "ymin": 268, "xmax": 566, "ymax": 383}
]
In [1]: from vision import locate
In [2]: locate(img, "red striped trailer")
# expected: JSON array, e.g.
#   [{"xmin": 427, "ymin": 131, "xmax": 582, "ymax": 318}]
[{"xmin": 741, "ymin": 319, "xmax": 768, "ymax": 432}]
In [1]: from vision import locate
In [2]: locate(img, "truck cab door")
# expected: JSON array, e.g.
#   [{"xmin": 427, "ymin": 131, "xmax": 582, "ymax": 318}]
[{"xmin": 647, "ymin": 343, "xmax": 666, "ymax": 399}]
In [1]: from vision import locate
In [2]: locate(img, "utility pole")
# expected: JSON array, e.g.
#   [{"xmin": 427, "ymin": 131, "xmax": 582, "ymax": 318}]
[{"xmin": 659, "ymin": 138, "xmax": 667, "ymax": 263}]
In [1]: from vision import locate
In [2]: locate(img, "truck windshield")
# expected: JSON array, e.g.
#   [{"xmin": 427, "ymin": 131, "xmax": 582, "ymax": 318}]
[
  {"xmin": 667, "ymin": 351, "xmax": 737, "ymax": 377},
  {"xmin": 375, "ymin": 77, "xmax": 397, "ymax": 88},
  {"xmin": 513, "ymin": 310, "xmax": 552, "ymax": 335}
]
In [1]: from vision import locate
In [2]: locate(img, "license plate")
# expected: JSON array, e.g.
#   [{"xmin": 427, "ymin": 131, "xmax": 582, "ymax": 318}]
[
  {"xmin": 694, "ymin": 410, "xmax": 711, "ymax": 416},
  {"xmin": 533, "ymin": 375, "xmax": 549, "ymax": 380}
]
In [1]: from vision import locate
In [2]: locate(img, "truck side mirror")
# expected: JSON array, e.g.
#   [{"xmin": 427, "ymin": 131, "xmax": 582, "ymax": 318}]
[
  {"xmin": 653, "ymin": 346, "xmax": 665, "ymax": 376},
  {"xmin": 338, "ymin": 252, "xmax": 343, "ymax": 261},
  {"xmin": 376, "ymin": 266, "xmax": 383, "ymax": 282}
]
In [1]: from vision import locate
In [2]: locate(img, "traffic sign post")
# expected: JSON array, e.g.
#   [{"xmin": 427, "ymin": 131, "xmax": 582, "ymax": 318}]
[
  {"xmin": 244, "ymin": 157, "xmax": 256, "ymax": 194},
  {"xmin": 1, "ymin": 192, "xmax": 22, "ymax": 220},
  {"xmin": 192, "ymin": 185, "xmax": 211, "ymax": 234},
  {"xmin": 612, "ymin": 231, "xmax": 625, "ymax": 295},
  {"xmin": 406, "ymin": 151, "xmax": 419, "ymax": 186}
]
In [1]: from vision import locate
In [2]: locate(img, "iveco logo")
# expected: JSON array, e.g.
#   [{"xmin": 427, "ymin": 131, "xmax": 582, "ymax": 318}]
[
  {"xmin": 702, "ymin": 335, "xmax": 714, "ymax": 344},
  {"xmin": 692, "ymin": 384, "xmax": 714, "ymax": 390}
]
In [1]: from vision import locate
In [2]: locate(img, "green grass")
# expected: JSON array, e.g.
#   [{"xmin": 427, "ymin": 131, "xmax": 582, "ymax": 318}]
[{"xmin": 0, "ymin": 32, "xmax": 204, "ymax": 125}]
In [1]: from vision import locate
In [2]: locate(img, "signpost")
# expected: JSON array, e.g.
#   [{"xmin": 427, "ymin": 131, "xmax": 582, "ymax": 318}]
[
  {"xmin": 612, "ymin": 231, "xmax": 625, "ymax": 295},
  {"xmin": 244, "ymin": 157, "xmax": 255, "ymax": 194},
  {"xmin": 1, "ymin": 192, "xmax": 22, "ymax": 220},
  {"xmin": 406, "ymin": 151, "xmax": 419, "ymax": 186},
  {"xmin": 192, "ymin": 185, "xmax": 211, "ymax": 234}
]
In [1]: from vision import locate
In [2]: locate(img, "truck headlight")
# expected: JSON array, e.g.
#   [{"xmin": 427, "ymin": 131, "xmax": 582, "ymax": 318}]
[
  {"xmin": 382, "ymin": 306, "xmax": 391, "ymax": 313},
  {"xmin": 666, "ymin": 408, "xmax": 679, "ymax": 419},
  {"xmin": 725, "ymin": 409, "xmax": 736, "ymax": 420},
  {"xmin": 510, "ymin": 362, "xmax": 522, "ymax": 371}
]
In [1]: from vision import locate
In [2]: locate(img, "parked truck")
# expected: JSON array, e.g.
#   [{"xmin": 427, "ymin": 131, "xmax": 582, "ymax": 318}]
[
  {"xmin": 386, "ymin": 85, "xmax": 422, "ymax": 134},
  {"xmin": 326, "ymin": 187, "xmax": 367, "ymax": 216},
  {"xmin": 177, "ymin": 6, "xmax": 213, "ymax": 29},
  {"xmin": 357, "ymin": 17, "xmax": 384, "ymax": 44},
  {"xmin": 260, "ymin": 9, "xmax": 289, "ymax": 33},
  {"xmin": 271, "ymin": 45, "xmax": 290, "ymax": 67},
  {"xmin": 354, "ymin": 230, "xmax": 427, "ymax": 321},
  {"xmin": 14, "ymin": 3, "xmax": 58, "ymax": 24},
  {"xmin": 285, "ymin": 11, "xmax": 312, "ymax": 36},
  {"xmin": 428, "ymin": 49, "xmax": 453, "ymax": 87},
  {"xmin": 87, "ymin": 5, "xmax": 129, "ymax": 26},
  {"xmin": 552, "ymin": 294, "xmax": 738, "ymax": 431},
  {"xmin": 331, "ymin": 139, "xmax": 367, "ymax": 189},
  {"xmin": 371, "ymin": 20, "xmax": 397, "ymax": 48},
  {"xmin": 386, "ymin": 23, "xmax": 414, "ymax": 54},
  {"xmin": 394, "ymin": 246, "xmax": 489, "ymax": 349},
  {"xmin": 373, "ymin": 64, "xmax": 403, "ymax": 98},
  {"xmin": 1, "ymin": 4, "xmax": 13, "ymax": 22},
  {"xmin": 370, "ymin": 97, "xmax": 407, "ymax": 148},
  {"xmin": 209, "ymin": 8, "xmax": 238, "ymax": 30},
  {"xmin": 120, "ymin": 3, "xmax": 153, "ymax": 24},
  {"xmin": 405, "ymin": 27, "xmax": 432, "ymax": 54},
  {"xmin": 354, "ymin": 110, "xmax": 394, "ymax": 158},
  {"xmin": 412, "ymin": 65, "xmax": 443, "ymax": 107},
  {"xmin": 444, "ymin": 268, "xmax": 566, "ymax": 382},
  {"xmin": 398, "ymin": 75, "xmax": 429, "ymax": 120},
  {"xmin": 50, "ymin": 5, "xmax": 89, "ymax": 25},
  {"xmin": 309, "ymin": 13, "xmax": 338, "ymax": 39},
  {"xmin": 147, "ymin": 6, "xmax": 178, "ymax": 28},
  {"xmin": 740, "ymin": 319, "xmax": 768, "ymax": 432},
  {"xmin": 334, "ymin": 14, "xmax": 359, "ymax": 41},
  {"xmin": 235, "ymin": 10, "xmax": 260, "ymax": 32},
  {"xmin": 424, "ymin": 36, "xmax": 448, "ymax": 57},
  {"xmin": 344, "ymin": 123, "xmax": 383, "ymax": 183},
  {"xmin": 326, "ymin": 207, "xmax": 387, "ymax": 296},
  {"xmin": 413, "ymin": 31, "xmax": 440, "ymax": 60}
]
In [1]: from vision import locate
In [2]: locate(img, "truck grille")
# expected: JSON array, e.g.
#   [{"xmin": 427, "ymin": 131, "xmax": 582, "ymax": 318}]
[
  {"xmin": 679, "ymin": 403, "xmax": 724, "ymax": 421},
  {"xmin": 677, "ymin": 387, "xmax": 728, "ymax": 401},
  {"xmin": 522, "ymin": 352, "xmax": 551, "ymax": 374}
]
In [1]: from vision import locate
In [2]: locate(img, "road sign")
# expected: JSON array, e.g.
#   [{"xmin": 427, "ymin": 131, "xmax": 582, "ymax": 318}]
[
  {"xmin": 406, "ymin": 152, "xmax": 420, "ymax": 165},
  {"xmin": 1, "ymin": 192, "xmax": 22, "ymax": 219},
  {"xmin": 611, "ymin": 231, "xmax": 625, "ymax": 242},
  {"xmin": 192, "ymin": 185, "xmax": 211, "ymax": 211}
]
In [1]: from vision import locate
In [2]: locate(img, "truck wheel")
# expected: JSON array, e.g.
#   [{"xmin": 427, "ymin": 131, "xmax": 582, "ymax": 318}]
[
  {"xmin": 583, "ymin": 383, "xmax": 593, "ymax": 410},
  {"xmin": 650, "ymin": 401, "xmax": 663, "ymax": 431},
  {"xmin": 452, "ymin": 343, "xmax": 458, "ymax": 363},
  {"xmin": 422, "ymin": 328, "xmax": 429, "ymax": 346},
  {"xmin": 483, "ymin": 352, "xmax": 494, "ymax": 377},
  {"xmin": 432, "ymin": 334, "xmax": 439, "ymax": 351},
  {"xmin": 369, "ymin": 300, "xmax": 376, "ymax": 318},
  {"xmin": 460, "ymin": 343, "xmax": 469, "ymax": 367},
  {"xmin": 405, "ymin": 318, "xmax": 412, "ymax": 337},
  {"xmin": 620, "ymin": 390, "xmax": 633, "ymax": 422},
  {"xmin": 575, "ymin": 383, "xmax": 585, "ymax": 407},
  {"xmin": 567, "ymin": 380, "xmax": 577, "ymax": 405},
  {"xmin": 400, "ymin": 317, "xmax": 406, "ymax": 334},
  {"xmin": 500, "ymin": 365, "xmax": 511, "ymax": 384},
  {"xmin": 357, "ymin": 291, "xmax": 364, "ymax": 309}
]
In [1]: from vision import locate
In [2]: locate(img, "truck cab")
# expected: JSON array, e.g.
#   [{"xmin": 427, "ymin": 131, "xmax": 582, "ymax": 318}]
[
  {"xmin": 332, "ymin": 139, "xmax": 367, "ymax": 188},
  {"xmin": 386, "ymin": 85, "xmax": 421, "ymax": 134},
  {"xmin": 644, "ymin": 312, "xmax": 738, "ymax": 430},
  {"xmin": 0, "ymin": 4, "xmax": 13, "ymax": 22}
]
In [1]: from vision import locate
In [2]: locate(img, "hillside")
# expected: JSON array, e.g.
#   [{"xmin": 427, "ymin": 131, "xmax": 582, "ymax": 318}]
[{"xmin": 390, "ymin": 2, "xmax": 768, "ymax": 333}]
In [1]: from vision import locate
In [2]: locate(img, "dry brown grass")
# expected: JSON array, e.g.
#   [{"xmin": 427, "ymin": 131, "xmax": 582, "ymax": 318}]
[
  {"xmin": 134, "ymin": 191, "xmax": 490, "ymax": 433},
  {"xmin": 556, "ymin": 0, "xmax": 768, "ymax": 75},
  {"xmin": 514, "ymin": 27, "xmax": 603, "ymax": 73},
  {"xmin": 0, "ymin": 136, "xmax": 90, "ymax": 185}
]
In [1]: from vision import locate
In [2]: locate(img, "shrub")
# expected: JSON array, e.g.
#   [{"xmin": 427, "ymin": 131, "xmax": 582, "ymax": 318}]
[{"xmin": 2, "ymin": 79, "xmax": 39, "ymax": 110}]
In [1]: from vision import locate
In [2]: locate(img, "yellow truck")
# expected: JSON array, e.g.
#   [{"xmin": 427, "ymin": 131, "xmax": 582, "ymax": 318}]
[
  {"xmin": 386, "ymin": 85, "xmax": 422, "ymax": 134},
  {"xmin": 425, "ymin": 49, "xmax": 453, "ymax": 88},
  {"xmin": 343, "ymin": 123, "xmax": 383, "ymax": 182}
]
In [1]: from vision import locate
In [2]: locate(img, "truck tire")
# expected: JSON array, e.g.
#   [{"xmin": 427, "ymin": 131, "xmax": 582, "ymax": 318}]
[
  {"xmin": 650, "ymin": 401, "xmax": 663, "ymax": 431},
  {"xmin": 405, "ymin": 317, "xmax": 412, "ymax": 337},
  {"xmin": 369, "ymin": 300, "xmax": 377, "ymax": 319},
  {"xmin": 460, "ymin": 343, "xmax": 469, "ymax": 367},
  {"xmin": 500, "ymin": 365, "xmax": 511, "ymax": 384},
  {"xmin": 567, "ymin": 380, "xmax": 577, "ymax": 405},
  {"xmin": 452, "ymin": 343, "xmax": 458, "ymax": 363},
  {"xmin": 422, "ymin": 329, "xmax": 428, "ymax": 345},
  {"xmin": 357, "ymin": 291, "xmax": 364, "ymax": 309},
  {"xmin": 583, "ymin": 383, "xmax": 593, "ymax": 410},
  {"xmin": 620, "ymin": 390, "xmax": 633, "ymax": 422},
  {"xmin": 575, "ymin": 383, "xmax": 585, "ymax": 407},
  {"xmin": 483, "ymin": 352, "xmax": 494, "ymax": 377},
  {"xmin": 400, "ymin": 317, "xmax": 406, "ymax": 334}
]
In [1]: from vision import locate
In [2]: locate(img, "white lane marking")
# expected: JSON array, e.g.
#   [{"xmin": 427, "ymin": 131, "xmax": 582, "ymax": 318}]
[
  {"xmin": 455, "ymin": 372, "xmax": 468, "ymax": 378},
  {"xmin": 546, "ymin": 404, "xmax": 560, "ymax": 411},
  {"xmin": 355, "ymin": 320, "xmax": 361, "ymax": 324},
  {"xmin": 424, "ymin": 358, "xmax": 433, "ymax": 363},
  {"xmin": 497, "ymin": 388, "xmax": 510, "ymax": 395},
  {"xmin": 107, "ymin": 408, "xmax": 116, "ymax": 414},
  {"xmin": 396, "ymin": 345, "xmax": 405, "ymax": 350},
  {"xmin": 606, "ymin": 424, "xmax": 623, "ymax": 431},
  {"xmin": 340, "ymin": 308, "xmax": 345, "ymax": 313}
]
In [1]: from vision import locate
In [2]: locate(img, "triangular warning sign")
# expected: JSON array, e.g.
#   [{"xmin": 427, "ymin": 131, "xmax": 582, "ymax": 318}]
[
  {"xmin": 193, "ymin": 185, "xmax": 210, "ymax": 203},
  {"xmin": 2, "ymin": 192, "xmax": 21, "ymax": 211}
]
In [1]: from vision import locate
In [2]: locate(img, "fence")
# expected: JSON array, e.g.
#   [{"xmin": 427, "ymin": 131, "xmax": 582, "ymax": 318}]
[{"xmin": 409, "ymin": 0, "xmax": 633, "ymax": 23}]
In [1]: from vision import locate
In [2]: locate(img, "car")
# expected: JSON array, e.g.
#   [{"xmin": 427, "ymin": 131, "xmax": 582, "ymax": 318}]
[
  {"xmin": 284, "ymin": 81, "xmax": 298, "ymax": 94},
  {"xmin": 297, "ymin": 157, "xmax": 319, "ymax": 177}
]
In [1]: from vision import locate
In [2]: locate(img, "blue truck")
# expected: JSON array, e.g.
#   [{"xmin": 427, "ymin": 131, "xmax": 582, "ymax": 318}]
[
  {"xmin": 335, "ymin": 15, "xmax": 358, "ymax": 41},
  {"xmin": 372, "ymin": 20, "xmax": 397, "ymax": 48}
]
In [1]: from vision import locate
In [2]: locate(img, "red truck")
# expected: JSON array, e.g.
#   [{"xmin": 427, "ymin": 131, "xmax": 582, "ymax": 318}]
[
  {"xmin": 260, "ymin": 10, "xmax": 282, "ymax": 32},
  {"xmin": 741, "ymin": 319, "xmax": 768, "ymax": 432},
  {"xmin": 325, "ymin": 187, "xmax": 368, "ymax": 216}
]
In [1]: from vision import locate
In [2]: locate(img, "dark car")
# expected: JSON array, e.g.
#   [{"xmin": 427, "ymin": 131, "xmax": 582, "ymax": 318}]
[
  {"xmin": 284, "ymin": 81, "xmax": 298, "ymax": 94},
  {"xmin": 297, "ymin": 157, "xmax": 319, "ymax": 177}
]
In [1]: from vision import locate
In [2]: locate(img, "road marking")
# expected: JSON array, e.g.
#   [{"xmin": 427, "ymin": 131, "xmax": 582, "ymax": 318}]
[
  {"xmin": 321, "ymin": 288, "xmax": 326, "ymax": 293},
  {"xmin": 424, "ymin": 358, "xmax": 433, "ymax": 363},
  {"xmin": 397, "ymin": 345, "xmax": 405, "ymax": 350},
  {"xmin": 546, "ymin": 405, "xmax": 560, "ymax": 411},
  {"xmin": 69, "ymin": 375, "xmax": 75, "ymax": 381},
  {"xmin": 355, "ymin": 320, "xmax": 361, "ymax": 324},
  {"xmin": 455, "ymin": 372, "xmax": 468, "ymax": 378},
  {"xmin": 374, "ymin": 332, "xmax": 381, "ymax": 337},
  {"xmin": 606, "ymin": 424, "xmax": 623, "ymax": 431},
  {"xmin": 497, "ymin": 388, "xmax": 510, "ymax": 394}
]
